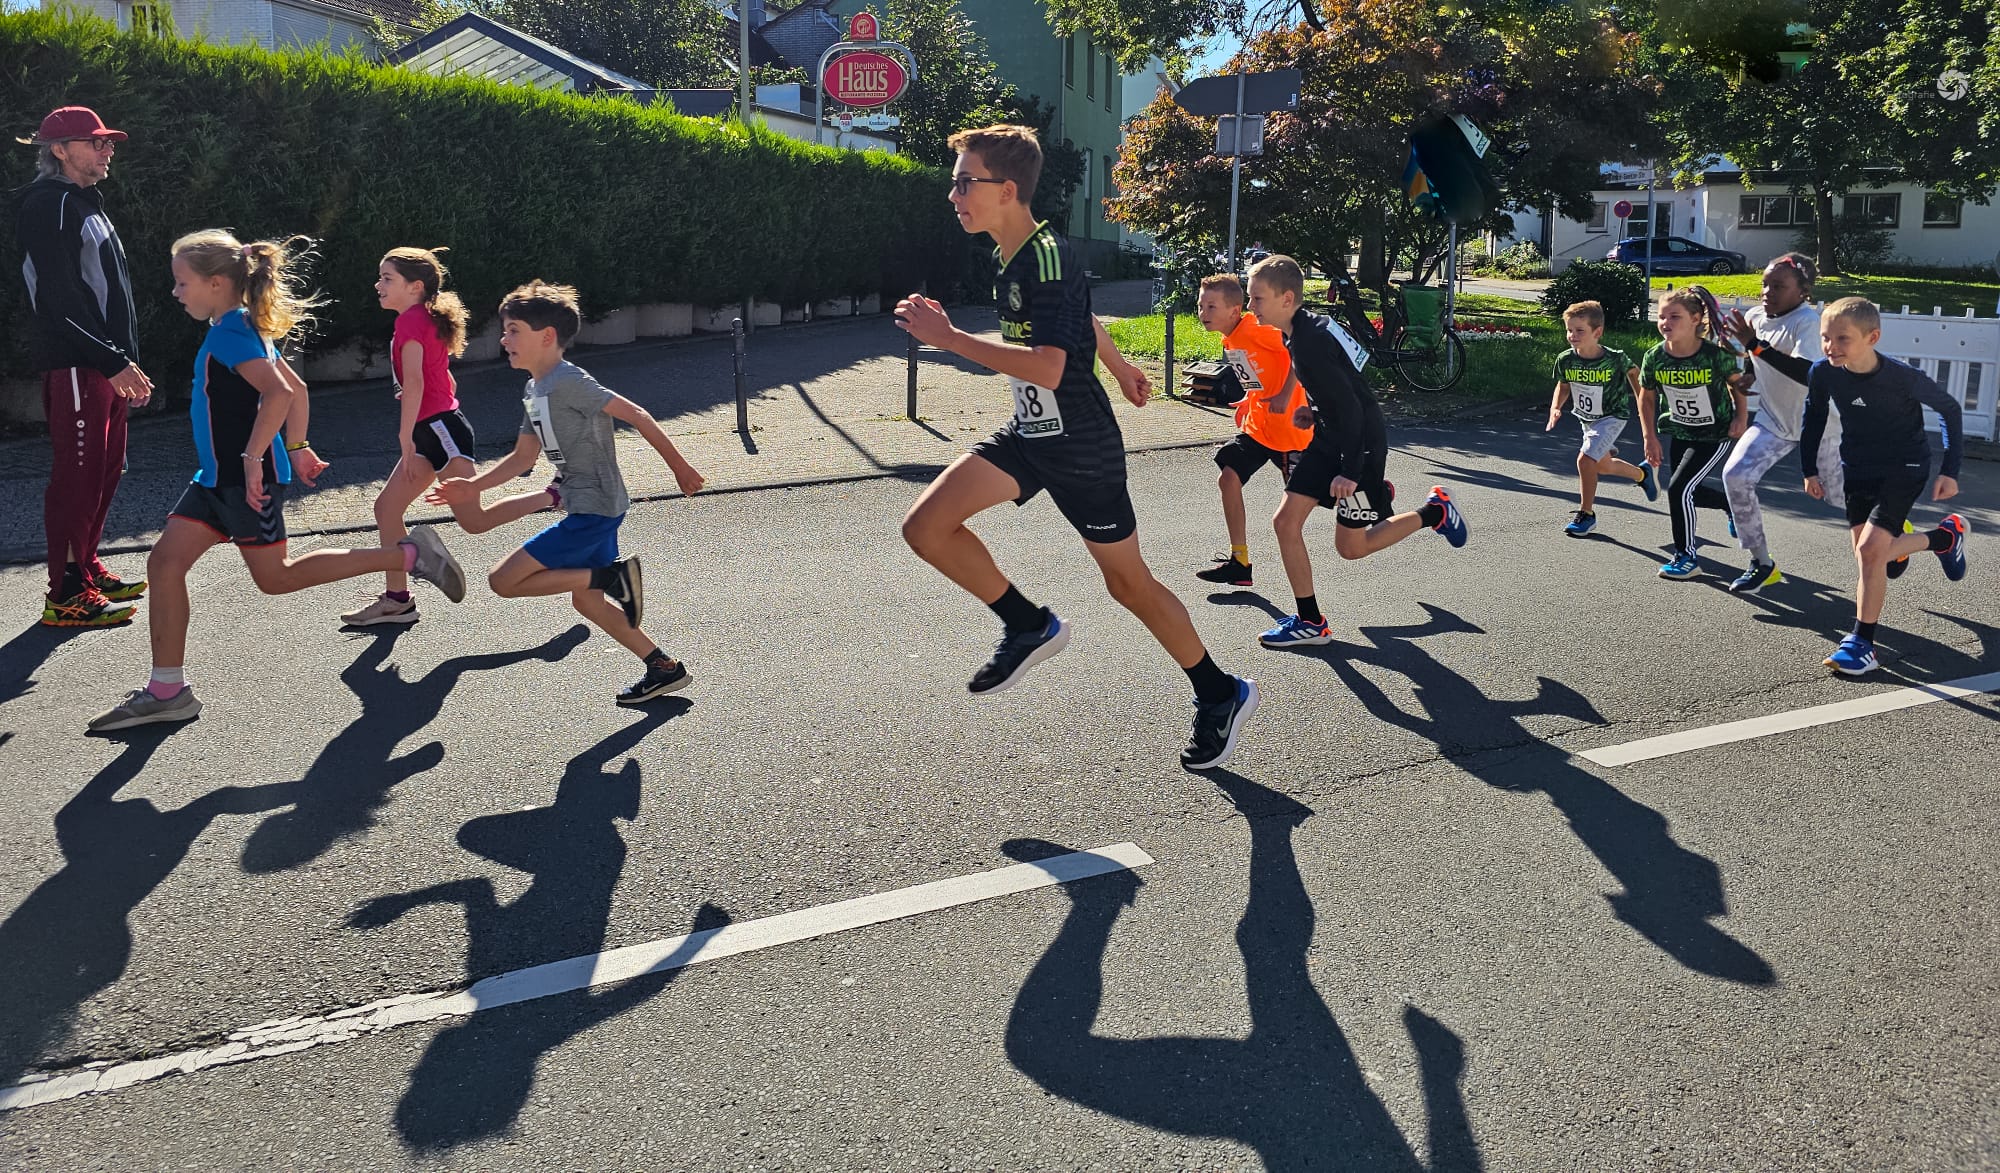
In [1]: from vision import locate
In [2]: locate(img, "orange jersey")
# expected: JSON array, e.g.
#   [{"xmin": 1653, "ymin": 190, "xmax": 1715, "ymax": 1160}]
[{"xmin": 1223, "ymin": 315, "xmax": 1311, "ymax": 452}]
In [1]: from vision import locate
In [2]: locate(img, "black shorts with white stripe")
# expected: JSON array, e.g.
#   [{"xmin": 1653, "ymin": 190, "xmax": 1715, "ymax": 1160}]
[{"xmin": 412, "ymin": 408, "xmax": 477, "ymax": 472}]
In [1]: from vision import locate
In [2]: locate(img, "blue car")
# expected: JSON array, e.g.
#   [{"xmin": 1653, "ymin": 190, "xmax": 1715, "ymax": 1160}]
[{"xmin": 1605, "ymin": 236, "xmax": 1747, "ymax": 276}]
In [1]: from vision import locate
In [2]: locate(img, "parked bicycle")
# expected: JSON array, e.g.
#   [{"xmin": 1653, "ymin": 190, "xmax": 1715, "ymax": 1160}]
[{"xmin": 1317, "ymin": 272, "xmax": 1467, "ymax": 393}]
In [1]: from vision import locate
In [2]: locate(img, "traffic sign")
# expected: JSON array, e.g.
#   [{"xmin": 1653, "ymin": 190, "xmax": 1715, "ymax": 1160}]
[
  {"xmin": 1613, "ymin": 199, "xmax": 1634, "ymax": 220},
  {"xmin": 1173, "ymin": 69, "xmax": 1302, "ymax": 116},
  {"xmin": 1215, "ymin": 114, "xmax": 1264, "ymax": 157}
]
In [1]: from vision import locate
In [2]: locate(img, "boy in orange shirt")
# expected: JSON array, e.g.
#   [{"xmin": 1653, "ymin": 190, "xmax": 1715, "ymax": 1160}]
[{"xmin": 1192, "ymin": 273, "xmax": 1310, "ymax": 587}]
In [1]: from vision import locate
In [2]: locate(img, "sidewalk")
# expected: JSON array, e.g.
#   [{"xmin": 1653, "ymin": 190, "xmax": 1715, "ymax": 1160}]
[{"xmin": 0, "ymin": 281, "xmax": 1253, "ymax": 566}]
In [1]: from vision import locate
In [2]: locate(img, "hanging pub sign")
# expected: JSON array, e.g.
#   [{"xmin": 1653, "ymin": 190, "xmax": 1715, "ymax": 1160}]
[{"xmin": 825, "ymin": 50, "xmax": 909, "ymax": 109}]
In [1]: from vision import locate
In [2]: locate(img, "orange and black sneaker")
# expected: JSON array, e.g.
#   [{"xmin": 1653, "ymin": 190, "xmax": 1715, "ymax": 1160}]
[
  {"xmin": 41, "ymin": 586, "xmax": 136, "ymax": 628},
  {"xmin": 92, "ymin": 568, "xmax": 147, "ymax": 603}
]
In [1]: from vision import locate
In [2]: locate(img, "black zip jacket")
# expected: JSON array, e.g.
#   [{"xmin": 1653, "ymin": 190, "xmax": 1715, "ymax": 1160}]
[{"xmin": 14, "ymin": 176, "xmax": 140, "ymax": 376}]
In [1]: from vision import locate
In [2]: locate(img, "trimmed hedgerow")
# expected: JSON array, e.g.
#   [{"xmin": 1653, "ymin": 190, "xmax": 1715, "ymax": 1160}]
[{"xmin": 0, "ymin": 10, "xmax": 965, "ymax": 388}]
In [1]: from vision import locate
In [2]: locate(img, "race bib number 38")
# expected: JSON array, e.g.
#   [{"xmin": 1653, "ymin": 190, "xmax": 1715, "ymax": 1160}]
[
  {"xmin": 1667, "ymin": 384, "xmax": 1716, "ymax": 427},
  {"xmin": 1009, "ymin": 378, "xmax": 1065, "ymax": 437},
  {"xmin": 1225, "ymin": 348, "xmax": 1264, "ymax": 392}
]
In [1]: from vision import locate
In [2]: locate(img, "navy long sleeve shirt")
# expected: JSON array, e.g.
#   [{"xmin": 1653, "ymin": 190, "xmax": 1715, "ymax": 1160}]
[{"xmin": 1801, "ymin": 356, "xmax": 1962, "ymax": 481}]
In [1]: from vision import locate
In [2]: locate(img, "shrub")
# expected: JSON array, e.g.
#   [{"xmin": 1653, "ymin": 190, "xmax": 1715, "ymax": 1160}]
[
  {"xmin": 1790, "ymin": 214, "xmax": 1892, "ymax": 274},
  {"xmin": 1495, "ymin": 240, "xmax": 1550, "ymax": 279},
  {"xmin": 1541, "ymin": 260, "xmax": 1646, "ymax": 324},
  {"xmin": 0, "ymin": 10, "xmax": 966, "ymax": 390}
]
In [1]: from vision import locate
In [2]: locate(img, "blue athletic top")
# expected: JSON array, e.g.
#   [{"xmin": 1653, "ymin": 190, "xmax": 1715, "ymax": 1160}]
[{"xmin": 191, "ymin": 308, "xmax": 291, "ymax": 489}]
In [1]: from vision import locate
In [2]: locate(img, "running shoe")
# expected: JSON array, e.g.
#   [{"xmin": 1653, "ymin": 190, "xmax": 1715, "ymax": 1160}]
[
  {"xmin": 1657, "ymin": 552, "xmax": 1700, "ymax": 580},
  {"xmin": 1564, "ymin": 510, "xmax": 1597, "ymax": 537},
  {"xmin": 41, "ymin": 587, "xmax": 135, "ymax": 628},
  {"xmin": 617, "ymin": 658, "xmax": 689, "ymax": 704},
  {"xmin": 1636, "ymin": 461, "xmax": 1659, "ymax": 503},
  {"xmin": 1182, "ymin": 676, "xmax": 1260, "ymax": 770},
  {"xmin": 1727, "ymin": 514, "xmax": 1738, "ymax": 540},
  {"xmin": 969, "ymin": 610, "xmax": 1070, "ymax": 695},
  {"xmin": 1195, "ymin": 555, "xmax": 1253, "ymax": 587},
  {"xmin": 1259, "ymin": 614, "xmax": 1333, "ymax": 648},
  {"xmin": 341, "ymin": 593, "xmax": 419, "ymax": 626},
  {"xmin": 1886, "ymin": 520, "xmax": 1915, "ymax": 580},
  {"xmin": 602, "ymin": 556, "xmax": 644, "ymax": 629},
  {"xmin": 401, "ymin": 527, "xmax": 466, "ymax": 603},
  {"xmin": 1427, "ymin": 486, "xmax": 1468, "ymax": 547},
  {"xmin": 1728, "ymin": 561, "xmax": 1783, "ymax": 594},
  {"xmin": 91, "ymin": 568, "xmax": 147, "ymax": 602},
  {"xmin": 1824, "ymin": 635, "xmax": 1878, "ymax": 677},
  {"xmin": 88, "ymin": 686, "xmax": 202, "ymax": 732},
  {"xmin": 1935, "ymin": 514, "xmax": 1969, "ymax": 582}
]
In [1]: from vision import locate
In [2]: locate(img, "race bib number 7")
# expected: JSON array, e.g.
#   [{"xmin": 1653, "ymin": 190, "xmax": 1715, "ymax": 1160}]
[
  {"xmin": 525, "ymin": 394, "xmax": 565, "ymax": 463},
  {"xmin": 1667, "ymin": 384, "xmax": 1716, "ymax": 427},
  {"xmin": 1009, "ymin": 378, "xmax": 1066, "ymax": 438}
]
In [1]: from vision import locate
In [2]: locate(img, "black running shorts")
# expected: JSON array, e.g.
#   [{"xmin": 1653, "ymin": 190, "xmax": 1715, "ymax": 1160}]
[
  {"xmin": 971, "ymin": 427, "xmax": 1137, "ymax": 545},
  {"xmin": 412, "ymin": 408, "xmax": 476, "ymax": 473},
  {"xmin": 1844, "ymin": 464, "xmax": 1929, "ymax": 532},
  {"xmin": 1287, "ymin": 443, "xmax": 1394, "ymax": 529},
  {"xmin": 170, "ymin": 481, "xmax": 288, "ymax": 546},
  {"xmin": 1215, "ymin": 433, "xmax": 1302, "ymax": 485}
]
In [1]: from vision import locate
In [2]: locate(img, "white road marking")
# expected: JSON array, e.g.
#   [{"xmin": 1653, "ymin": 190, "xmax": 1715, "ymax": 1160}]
[
  {"xmin": 0, "ymin": 842, "xmax": 1153, "ymax": 1113},
  {"xmin": 1579, "ymin": 671, "xmax": 2000, "ymax": 768}
]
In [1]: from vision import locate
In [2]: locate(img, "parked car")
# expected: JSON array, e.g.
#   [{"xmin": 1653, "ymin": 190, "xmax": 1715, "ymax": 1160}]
[{"xmin": 1605, "ymin": 236, "xmax": 1747, "ymax": 276}]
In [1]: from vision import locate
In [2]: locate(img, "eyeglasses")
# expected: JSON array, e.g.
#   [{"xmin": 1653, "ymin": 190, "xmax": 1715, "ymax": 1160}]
[
  {"xmin": 65, "ymin": 138, "xmax": 117, "ymax": 153},
  {"xmin": 950, "ymin": 175, "xmax": 1006, "ymax": 196}
]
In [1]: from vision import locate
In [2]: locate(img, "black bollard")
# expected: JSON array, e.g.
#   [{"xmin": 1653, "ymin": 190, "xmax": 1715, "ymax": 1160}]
[{"xmin": 733, "ymin": 318, "xmax": 748, "ymax": 436}]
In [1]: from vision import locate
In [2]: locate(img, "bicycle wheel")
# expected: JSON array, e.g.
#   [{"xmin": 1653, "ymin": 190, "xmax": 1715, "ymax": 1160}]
[{"xmin": 1389, "ymin": 326, "xmax": 1467, "ymax": 392}]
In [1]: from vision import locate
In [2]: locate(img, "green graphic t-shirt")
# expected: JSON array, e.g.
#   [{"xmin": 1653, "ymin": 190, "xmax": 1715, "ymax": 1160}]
[
  {"xmin": 1552, "ymin": 347, "xmax": 1635, "ymax": 421},
  {"xmin": 1641, "ymin": 340, "xmax": 1739, "ymax": 441}
]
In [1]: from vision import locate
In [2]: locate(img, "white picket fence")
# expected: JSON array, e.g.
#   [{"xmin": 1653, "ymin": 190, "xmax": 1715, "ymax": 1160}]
[{"xmin": 1710, "ymin": 296, "xmax": 2000, "ymax": 442}]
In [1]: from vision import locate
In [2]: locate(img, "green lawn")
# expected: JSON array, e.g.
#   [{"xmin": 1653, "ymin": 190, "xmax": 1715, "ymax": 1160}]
[{"xmin": 1651, "ymin": 272, "xmax": 1999, "ymax": 316}]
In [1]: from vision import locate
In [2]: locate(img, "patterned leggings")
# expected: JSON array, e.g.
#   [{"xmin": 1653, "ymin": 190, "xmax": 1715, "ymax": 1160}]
[{"xmin": 1722, "ymin": 423, "xmax": 1846, "ymax": 556}]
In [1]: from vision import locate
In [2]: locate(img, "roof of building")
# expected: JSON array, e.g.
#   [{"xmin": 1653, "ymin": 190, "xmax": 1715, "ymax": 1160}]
[{"xmin": 388, "ymin": 13, "xmax": 656, "ymax": 95}]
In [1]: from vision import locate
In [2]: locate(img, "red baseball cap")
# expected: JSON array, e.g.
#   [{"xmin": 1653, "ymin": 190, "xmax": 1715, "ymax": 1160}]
[{"xmin": 17, "ymin": 106, "xmax": 128, "ymax": 146}]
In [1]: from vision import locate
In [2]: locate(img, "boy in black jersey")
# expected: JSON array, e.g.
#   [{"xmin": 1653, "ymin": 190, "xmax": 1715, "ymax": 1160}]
[
  {"xmin": 1801, "ymin": 297, "xmax": 1969, "ymax": 676},
  {"xmin": 896, "ymin": 124, "xmax": 1258, "ymax": 769},
  {"xmin": 1244, "ymin": 256, "xmax": 1469, "ymax": 649}
]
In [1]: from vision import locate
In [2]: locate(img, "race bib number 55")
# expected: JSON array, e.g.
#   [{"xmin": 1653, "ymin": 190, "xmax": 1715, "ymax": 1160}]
[{"xmin": 1010, "ymin": 378, "xmax": 1066, "ymax": 438}]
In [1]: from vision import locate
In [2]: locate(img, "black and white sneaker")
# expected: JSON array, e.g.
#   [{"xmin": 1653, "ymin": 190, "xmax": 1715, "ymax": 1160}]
[
  {"xmin": 603, "ymin": 556, "xmax": 643, "ymax": 629},
  {"xmin": 617, "ymin": 658, "xmax": 688, "ymax": 704},
  {"xmin": 968, "ymin": 611, "xmax": 1071, "ymax": 695},
  {"xmin": 1182, "ymin": 676, "xmax": 1260, "ymax": 770}
]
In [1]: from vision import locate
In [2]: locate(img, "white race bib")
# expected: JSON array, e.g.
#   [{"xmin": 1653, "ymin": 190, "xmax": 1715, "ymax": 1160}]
[
  {"xmin": 1009, "ymin": 378, "xmax": 1065, "ymax": 438},
  {"xmin": 1571, "ymin": 383, "xmax": 1604, "ymax": 420},
  {"xmin": 1667, "ymin": 384, "xmax": 1716, "ymax": 427},
  {"xmin": 1225, "ymin": 348, "xmax": 1264, "ymax": 392},
  {"xmin": 1328, "ymin": 319, "xmax": 1370, "ymax": 371},
  {"xmin": 525, "ymin": 393, "xmax": 565, "ymax": 463}
]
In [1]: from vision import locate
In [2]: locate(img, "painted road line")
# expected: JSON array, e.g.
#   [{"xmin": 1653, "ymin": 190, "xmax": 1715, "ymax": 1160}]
[
  {"xmin": 0, "ymin": 842, "xmax": 1153, "ymax": 1113},
  {"xmin": 1579, "ymin": 671, "xmax": 2000, "ymax": 768}
]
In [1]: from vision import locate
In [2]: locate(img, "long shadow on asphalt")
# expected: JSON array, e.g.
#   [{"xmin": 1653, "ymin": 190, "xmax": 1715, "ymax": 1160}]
[
  {"xmin": 1274, "ymin": 604, "xmax": 1776, "ymax": 987},
  {"xmin": 1002, "ymin": 773, "xmax": 1483, "ymax": 1172},
  {"xmin": 346, "ymin": 703, "xmax": 723, "ymax": 1152},
  {"xmin": 0, "ymin": 620, "xmax": 129, "ymax": 719},
  {"xmin": 236, "ymin": 624, "xmax": 589, "ymax": 874}
]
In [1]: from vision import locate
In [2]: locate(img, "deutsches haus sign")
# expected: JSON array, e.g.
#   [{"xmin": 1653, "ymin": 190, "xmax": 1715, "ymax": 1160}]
[{"xmin": 825, "ymin": 50, "xmax": 907, "ymax": 108}]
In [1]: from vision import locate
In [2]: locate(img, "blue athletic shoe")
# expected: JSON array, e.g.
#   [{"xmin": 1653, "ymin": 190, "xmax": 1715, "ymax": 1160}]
[
  {"xmin": 1936, "ymin": 514, "xmax": 1969, "ymax": 582},
  {"xmin": 968, "ymin": 610, "xmax": 1071, "ymax": 695},
  {"xmin": 1182, "ymin": 676, "xmax": 1260, "ymax": 770},
  {"xmin": 1637, "ymin": 461, "xmax": 1659, "ymax": 503},
  {"xmin": 1658, "ymin": 551, "xmax": 1700, "ymax": 580},
  {"xmin": 1727, "ymin": 513, "xmax": 1738, "ymax": 540},
  {"xmin": 1825, "ymin": 634, "xmax": 1879, "ymax": 677},
  {"xmin": 1427, "ymin": 486, "xmax": 1468, "ymax": 548},
  {"xmin": 1259, "ymin": 614, "xmax": 1333, "ymax": 648},
  {"xmin": 1728, "ymin": 560, "xmax": 1783, "ymax": 593},
  {"xmin": 1565, "ymin": 510, "xmax": 1597, "ymax": 538}
]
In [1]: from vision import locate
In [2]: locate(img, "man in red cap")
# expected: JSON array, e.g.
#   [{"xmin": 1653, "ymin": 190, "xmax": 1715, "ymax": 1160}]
[{"xmin": 15, "ymin": 106, "xmax": 153, "ymax": 626}]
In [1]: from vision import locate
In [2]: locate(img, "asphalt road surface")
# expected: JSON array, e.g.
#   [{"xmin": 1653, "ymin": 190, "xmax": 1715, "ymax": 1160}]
[{"xmin": 0, "ymin": 413, "xmax": 1994, "ymax": 1171}]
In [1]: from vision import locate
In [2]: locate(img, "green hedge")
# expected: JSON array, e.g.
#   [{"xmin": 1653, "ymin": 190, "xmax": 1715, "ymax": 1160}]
[{"xmin": 0, "ymin": 10, "xmax": 966, "ymax": 389}]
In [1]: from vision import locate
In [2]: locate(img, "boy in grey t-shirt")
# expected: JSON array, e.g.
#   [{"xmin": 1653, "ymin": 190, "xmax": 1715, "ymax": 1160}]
[{"xmin": 430, "ymin": 281, "xmax": 705, "ymax": 704}]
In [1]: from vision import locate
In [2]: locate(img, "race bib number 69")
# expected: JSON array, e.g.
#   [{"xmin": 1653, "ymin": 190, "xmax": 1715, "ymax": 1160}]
[
  {"xmin": 1571, "ymin": 383, "xmax": 1603, "ymax": 420},
  {"xmin": 1009, "ymin": 377, "xmax": 1066, "ymax": 438}
]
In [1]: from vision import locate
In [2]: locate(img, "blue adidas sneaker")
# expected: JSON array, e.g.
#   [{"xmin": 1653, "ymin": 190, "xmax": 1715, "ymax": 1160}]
[
  {"xmin": 1636, "ymin": 460, "xmax": 1659, "ymax": 502},
  {"xmin": 1427, "ymin": 486, "xmax": 1468, "ymax": 547},
  {"xmin": 1658, "ymin": 551, "xmax": 1700, "ymax": 580},
  {"xmin": 1936, "ymin": 514, "xmax": 1969, "ymax": 582},
  {"xmin": 1825, "ymin": 634, "xmax": 1878, "ymax": 677},
  {"xmin": 1565, "ymin": 510, "xmax": 1597, "ymax": 537},
  {"xmin": 1259, "ymin": 614, "xmax": 1333, "ymax": 648}
]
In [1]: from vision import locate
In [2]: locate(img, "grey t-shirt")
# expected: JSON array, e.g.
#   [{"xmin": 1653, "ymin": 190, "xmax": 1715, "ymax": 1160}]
[{"xmin": 519, "ymin": 360, "xmax": 630, "ymax": 517}]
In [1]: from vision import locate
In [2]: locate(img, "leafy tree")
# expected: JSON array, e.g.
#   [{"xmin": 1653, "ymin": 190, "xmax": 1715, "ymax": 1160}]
[
  {"xmin": 386, "ymin": 0, "xmax": 731, "ymax": 87},
  {"xmin": 873, "ymin": 0, "xmax": 1013, "ymax": 167}
]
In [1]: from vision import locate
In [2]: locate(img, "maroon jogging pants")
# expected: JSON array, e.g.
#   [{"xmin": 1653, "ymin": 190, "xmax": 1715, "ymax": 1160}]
[{"xmin": 42, "ymin": 367, "xmax": 129, "ymax": 598}]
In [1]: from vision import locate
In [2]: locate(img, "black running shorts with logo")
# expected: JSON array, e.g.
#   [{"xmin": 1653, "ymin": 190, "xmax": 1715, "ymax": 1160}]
[
  {"xmin": 972, "ymin": 426, "xmax": 1138, "ymax": 545},
  {"xmin": 171, "ymin": 481, "xmax": 288, "ymax": 546},
  {"xmin": 1844, "ymin": 463, "xmax": 1929, "ymax": 532},
  {"xmin": 412, "ymin": 408, "xmax": 476, "ymax": 473},
  {"xmin": 1215, "ymin": 433, "xmax": 1302, "ymax": 484},
  {"xmin": 1287, "ymin": 442, "xmax": 1394, "ymax": 529}
]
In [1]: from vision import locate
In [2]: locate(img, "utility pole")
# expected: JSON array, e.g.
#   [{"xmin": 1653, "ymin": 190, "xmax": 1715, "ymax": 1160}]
[{"xmin": 1225, "ymin": 67, "xmax": 1246, "ymax": 271}]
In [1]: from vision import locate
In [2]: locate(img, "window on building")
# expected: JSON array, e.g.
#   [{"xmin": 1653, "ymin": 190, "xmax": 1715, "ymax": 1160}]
[
  {"xmin": 1103, "ymin": 154, "xmax": 1116, "ymax": 217},
  {"xmin": 1104, "ymin": 56, "xmax": 1114, "ymax": 110},
  {"xmin": 1585, "ymin": 201, "xmax": 1607, "ymax": 233},
  {"xmin": 1080, "ymin": 148, "xmax": 1093, "ymax": 227},
  {"xmin": 1841, "ymin": 193, "xmax": 1901, "ymax": 227},
  {"xmin": 129, "ymin": 1, "xmax": 171, "ymax": 35},
  {"xmin": 1739, "ymin": 194, "xmax": 1813, "ymax": 227},
  {"xmin": 1923, "ymin": 193, "xmax": 1963, "ymax": 228},
  {"xmin": 1064, "ymin": 36, "xmax": 1074, "ymax": 88},
  {"xmin": 1085, "ymin": 37, "xmax": 1095, "ymax": 98}
]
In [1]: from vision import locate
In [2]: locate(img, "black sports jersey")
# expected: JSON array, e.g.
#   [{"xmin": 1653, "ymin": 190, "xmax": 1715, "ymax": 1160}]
[
  {"xmin": 1801, "ymin": 355, "xmax": 1962, "ymax": 480},
  {"xmin": 1285, "ymin": 311, "xmax": 1386, "ymax": 474},
  {"xmin": 993, "ymin": 222, "xmax": 1120, "ymax": 449}
]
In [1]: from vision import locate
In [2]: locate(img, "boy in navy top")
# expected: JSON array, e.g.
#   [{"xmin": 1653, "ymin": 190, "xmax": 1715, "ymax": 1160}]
[{"xmin": 1800, "ymin": 297, "xmax": 1968, "ymax": 675}]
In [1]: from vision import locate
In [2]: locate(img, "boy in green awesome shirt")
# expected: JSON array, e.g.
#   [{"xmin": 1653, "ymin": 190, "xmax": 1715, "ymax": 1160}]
[
  {"xmin": 1545, "ymin": 299, "xmax": 1657, "ymax": 536},
  {"xmin": 1638, "ymin": 287, "xmax": 1752, "ymax": 580}
]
